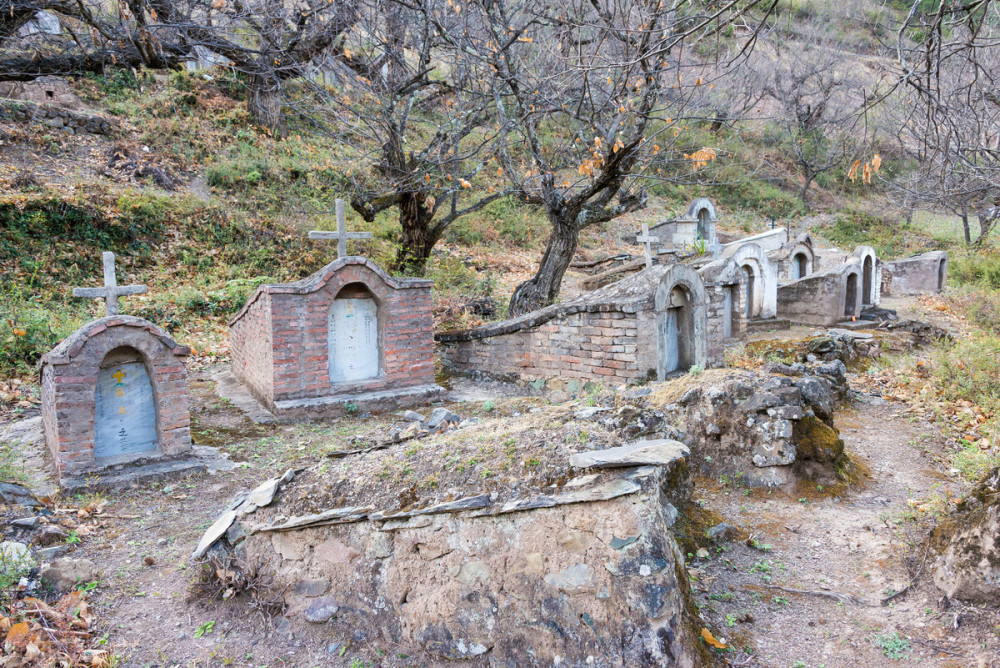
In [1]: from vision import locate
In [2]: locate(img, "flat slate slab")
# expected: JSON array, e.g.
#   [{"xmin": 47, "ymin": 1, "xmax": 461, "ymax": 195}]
[
  {"xmin": 569, "ymin": 439, "xmax": 690, "ymax": 469},
  {"xmin": 60, "ymin": 446, "xmax": 235, "ymax": 492}
]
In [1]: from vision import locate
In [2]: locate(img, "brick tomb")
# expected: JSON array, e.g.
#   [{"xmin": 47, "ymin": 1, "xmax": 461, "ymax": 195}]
[
  {"xmin": 40, "ymin": 316, "xmax": 194, "ymax": 485},
  {"xmin": 437, "ymin": 259, "xmax": 746, "ymax": 390},
  {"xmin": 228, "ymin": 257, "xmax": 443, "ymax": 418}
]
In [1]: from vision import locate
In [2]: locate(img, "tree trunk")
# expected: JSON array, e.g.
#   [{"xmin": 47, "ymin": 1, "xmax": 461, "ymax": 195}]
[
  {"xmin": 508, "ymin": 211, "xmax": 577, "ymax": 316},
  {"xmin": 390, "ymin": 193, "xmax": 437, "ymax": 276},
  {"xmin": 961, "ymin": 208, "xmax": 971, "ymax": 245},
  {"xmin": 247, "ymin": 74, "xmax": 285, "ymax": 135},
  {"xmin": 800, "ymin": 176, "xmax": 813, "ymax": 212}
]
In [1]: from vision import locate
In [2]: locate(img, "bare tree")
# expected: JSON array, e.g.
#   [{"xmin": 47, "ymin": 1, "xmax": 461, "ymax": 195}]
[
  {"xmin": 875, "ymin": 0, "xmax": 1000, "ymax": 245},
  {"xmin": 0, "ymin": 0, "xmax": 357, "ymax": 132},
  {"xmin": 478, "ymin": 0, "xmax": 777, "ymax": 316},
  {"xmin": 317, "ymin": 0, "xmax": 511, "ymax": 275},
  {"xmin": 749, "ymin": 34, "xmax": 865, "ymax": 208}
]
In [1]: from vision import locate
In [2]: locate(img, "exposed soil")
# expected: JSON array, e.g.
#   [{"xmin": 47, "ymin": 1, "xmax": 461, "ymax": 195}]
[{"xmin": 688, "ymin": 393, "xmax": 1000, "ymax": 667}]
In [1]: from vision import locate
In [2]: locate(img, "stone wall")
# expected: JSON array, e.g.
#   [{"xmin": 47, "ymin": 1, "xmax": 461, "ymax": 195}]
[
  {"xmin": 883, "ymin": 251, "xmax": 948, "ymax": 295},
  {"xmin": 777, "ymin": 263, "xmax": 862, "ymax": 326},
  {"xmin": 229, "ymin": 258, "xmax": 439, "ymax": 415},
  {"xmin": 39, "ymin": 316, "xmax": 191, "ymax": 479},
  {"xmin": 438, "ymin": 266, "xmax": 674, "ymax": 389},
  {"xmin": 0, "ymin": 98, "xmax": 116, "ymax": 135}
]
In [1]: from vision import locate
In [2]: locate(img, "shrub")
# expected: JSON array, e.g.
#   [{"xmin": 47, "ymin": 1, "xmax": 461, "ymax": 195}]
[{"xmin": 949, "ymin": 249, "xmax": 1000, "ymax": 290}]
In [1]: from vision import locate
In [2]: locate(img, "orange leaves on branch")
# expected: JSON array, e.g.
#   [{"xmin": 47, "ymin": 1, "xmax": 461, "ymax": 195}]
[
  {"xmin": 849, "ymin": 154, "xmax": 882, "ymax": 185},
  {"xmin": 684, "ymin": 147, "xmax": 716, "ymax": 171}
]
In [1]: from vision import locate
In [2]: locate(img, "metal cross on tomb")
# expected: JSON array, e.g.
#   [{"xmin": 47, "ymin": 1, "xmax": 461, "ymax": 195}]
[
  {"xmin": 308, "ymin": 198, "xmax": 372, "ymax": 258},
  {"xmin": 72, "ymin": 251, "xmax": 147, "ymax": 317},
  {"xmin": 636, "ymin": 223, "xmax": 659, "ymax": 268}
]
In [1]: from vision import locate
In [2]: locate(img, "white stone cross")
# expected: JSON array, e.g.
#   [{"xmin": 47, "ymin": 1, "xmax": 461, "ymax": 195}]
[
  {"xmin": 636, "ymin": 223, "xmax": 659, "ymax": 268},
  {"xmin": 72, "ymin": 251, "xmax": 147, "ymax": 317},
  {"xmin": 308, "ymin": 198, "xmax": 372, "ymax": 258},
  {"xmin": 708, "ymin": 238, "xmax": 724, "ymax": 259}
]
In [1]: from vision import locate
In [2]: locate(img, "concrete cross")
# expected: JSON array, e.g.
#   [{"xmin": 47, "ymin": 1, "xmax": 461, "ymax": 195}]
[
  {"xmin": 708, "ymin": 238, "xmax": 724, "ymax": 259},
  {"xmin": 636, "ymin": 223, "xmax": 659, "ymax": 268},
  {"xmin": 308, "ymin": 198, "xmax": 372, "ymax": 258},
  {"xmin": 72, "ymin": 251, "xmax": 147, "ymax": 317}
]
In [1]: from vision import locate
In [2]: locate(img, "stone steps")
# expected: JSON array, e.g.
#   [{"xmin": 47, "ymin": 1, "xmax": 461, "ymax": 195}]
[{"xmin": 746, "ymin": 318, "xmax": 791, "ymax": 333}]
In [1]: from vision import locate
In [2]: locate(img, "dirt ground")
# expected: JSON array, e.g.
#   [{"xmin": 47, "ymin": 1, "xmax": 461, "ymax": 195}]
[{"xmin": 689, "ymin": 397, "xmax": 1000, "ymax": 667}]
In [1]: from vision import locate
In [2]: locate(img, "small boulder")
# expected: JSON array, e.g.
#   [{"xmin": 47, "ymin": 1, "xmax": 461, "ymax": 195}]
[
  {"xmin": 32, "ymin": 524, "xmax": 68, "ymax": 547},
  {"xmin": 303, "ymin": 596, "xmax": 340, "ymax": 623},
  {"xmin": 41, "ymin": 557, "xmax": 97, "ymax": 591},
  {"xmin": 403, "ymin": 410, "xmax": 426, "ymax": 423},
  {"xmin": 0, "ymin": 541, "xmax": 32, "ymax": 580},
  {"xmin": 426, "ymin": 407, "xmax": 460, "ymax": 430}
]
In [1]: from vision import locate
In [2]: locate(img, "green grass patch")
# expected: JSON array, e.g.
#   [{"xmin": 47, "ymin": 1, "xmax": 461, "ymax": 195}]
[
  {"xmin": 818, "ymin": 207, "xmax": 941, "ymax": 258},
  {"xmin": 948, "ymin": 248, "xmax": 1000, "ymax": 290}
]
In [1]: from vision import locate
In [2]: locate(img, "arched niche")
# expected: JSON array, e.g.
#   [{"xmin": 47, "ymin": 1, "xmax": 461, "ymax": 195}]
[
  {"xmin": 328, "ymin": 282, "xmax": 382, "ymax": 384},
  {"xmin": 851, "ymin": 246, "xmax": 878, "ymax": 306},
  {"xmin": 937, "ymin": 257, "xmax": 948, "ymax": 290},
  {"xmin": 725, "ymin": 243, "xmax": 776, "ymax": 319},
  {"xmin": 95, "ymin": 345, "xmax": 160, "ymax": 460},
  {"xmin": 654, "ymin": 266, "xmax": 708, "ymax": 378},
  {"xmin": 843, "ymin": 269, "xmax": 861, "ymax": 318}
]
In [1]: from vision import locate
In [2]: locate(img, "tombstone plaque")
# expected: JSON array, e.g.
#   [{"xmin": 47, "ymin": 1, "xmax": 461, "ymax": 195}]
[
  {"xmin": 328, "ymin": 298, "xmax": 379, "ymax": 383},
  {"xmin": 663, "ymin": 309, "xmax": 679, "ymax": 374},
  {"xmin": 94, "ymin": 360, "xmax": 158, "ymax": 459}
]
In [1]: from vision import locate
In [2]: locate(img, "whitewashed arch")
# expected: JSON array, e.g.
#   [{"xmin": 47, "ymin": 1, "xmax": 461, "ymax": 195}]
[
  {"xmin": 851, "ymin": 246, "xmax": 880, "ymax": 306},
  {"xmin": 723, "ymin": 242, "xmax": 777, "ymax": 319},
  {"xmin": 655, "ymin": 265, "xmax": 708, "ymax": 377}
]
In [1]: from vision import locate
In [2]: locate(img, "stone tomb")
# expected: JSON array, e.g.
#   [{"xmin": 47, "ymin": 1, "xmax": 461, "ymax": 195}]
[
  {"xmin": 776, "ymin": 259, "xmax": 864, "ymax": 326},
  {"xmin": 768, "ymin": 232, "xmax": 818, "ymax": 281},
  {"xmin": 633, "ymin": 197, "xmax": 719, "ymax": 250},
  {"xmin": 852, "ymin": 245, "xmax": 881, "ymax": 306},
  {"xmin": 882, "ymin": 250, "xmax": 948, "ymax": 295},
  {"xmin": 719, "ymin": 242, "xmax": 778, "ymax": 322},
  {"xmin": 40, "ymin": 316, "xmax": 195, "ymax": 485},
  {"xmin": 437, "ymin": 259, "xmax": 743, "ymax": 389},
  {"xmin": 228, "ymin": 257, "xmax": 443, "ymax": 418}
]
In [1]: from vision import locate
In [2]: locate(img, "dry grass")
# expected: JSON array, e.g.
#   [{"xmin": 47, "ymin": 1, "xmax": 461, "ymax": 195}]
[{"xmin": 647, "ymin": 368, "xmax": 736, "ymax": 408}]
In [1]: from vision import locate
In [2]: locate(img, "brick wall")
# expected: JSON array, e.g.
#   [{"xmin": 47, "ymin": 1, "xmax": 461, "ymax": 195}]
[
  {"xmin": 439, "ymin": 309, "xmax": 659, "ymax": 386},
  {"xmin": 229, "ymin": 258, "xmax": 436, "ymax": 410},
  {"xmin": 229, "ymin": 291, "xmax": 274, "ymax": 408},
  {"xmin": 39, "ymin": 317, "xmax": 191, "ymax": 478}
]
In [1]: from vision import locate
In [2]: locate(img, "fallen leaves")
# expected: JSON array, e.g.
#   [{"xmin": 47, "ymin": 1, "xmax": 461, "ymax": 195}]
[
  {"xmin": 700, "ymin": 627, "xmax": 727, "ymax": 650},
  {"xmin": 1, "ymin": 591, "xmax": 106, "ymax": 666}
]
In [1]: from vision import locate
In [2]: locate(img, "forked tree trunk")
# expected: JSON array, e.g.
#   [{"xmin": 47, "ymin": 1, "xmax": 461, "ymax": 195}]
[
  {"xmin": 247, "ymin": 74, "xmax": 285, "ymax": 135},
  {"xmin": 508, "ymin": 211, "xmax": 577, "ymax": 316},
  {"xmin": 391, "ymin": 193, "xmax": 438, "ymax": 276}
]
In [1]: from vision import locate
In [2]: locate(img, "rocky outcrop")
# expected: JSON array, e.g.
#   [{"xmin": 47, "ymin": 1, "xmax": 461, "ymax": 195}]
[
  {"xmin": 931, "ymin": 466, "xmax": 1000, "ymax": 605},
  {"xmin": 0, "ymin": 99, "xmax": 117, "ymax": 135},
  {"xmin": 194, "ymin": 454, "xmax": 703, "ymax": 666},
  {"xmin": 595, "ymin": 365, "xmax": 848, "ymax": 487}
]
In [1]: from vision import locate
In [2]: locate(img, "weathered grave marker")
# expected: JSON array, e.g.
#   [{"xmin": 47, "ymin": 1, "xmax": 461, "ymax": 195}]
[
  {"xmin": 636, "ymin": 223, "xmax": 659, "ymax": 268},
  {"xmin": 308, "ymin": 199, "xmax": 372, "ymax": 258},
  {"xmin": 72, "ymin": 251, "xmax": 146, "ymax": 316}
]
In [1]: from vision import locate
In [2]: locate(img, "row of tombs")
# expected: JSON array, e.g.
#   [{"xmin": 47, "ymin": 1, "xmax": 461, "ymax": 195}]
[{"xmin": 38, "ymin": 198, "xmax": 949, "ymax": 487}]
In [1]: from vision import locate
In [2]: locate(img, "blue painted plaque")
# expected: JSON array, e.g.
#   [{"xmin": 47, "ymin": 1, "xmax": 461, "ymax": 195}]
[{"xmin": 94, "ymin": 361, "xmax": 158, "ymax": 459}]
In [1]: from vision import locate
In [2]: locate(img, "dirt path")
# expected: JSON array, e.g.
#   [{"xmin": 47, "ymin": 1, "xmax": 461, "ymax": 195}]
[{"xmin": 691, "ymin": 392, "xmax": 999, "ymax": 667}]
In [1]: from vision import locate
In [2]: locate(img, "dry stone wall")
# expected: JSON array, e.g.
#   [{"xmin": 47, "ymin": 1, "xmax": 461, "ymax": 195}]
[{"xmin": 0, "ymin": 99, "xmax": 116, "ymax": 135}]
